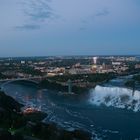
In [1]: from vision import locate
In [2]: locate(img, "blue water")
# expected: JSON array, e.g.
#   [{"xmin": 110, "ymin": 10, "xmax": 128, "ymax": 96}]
[{"xmin": 2, "ymin": 78, "xmax": 140, "ymax": 140}]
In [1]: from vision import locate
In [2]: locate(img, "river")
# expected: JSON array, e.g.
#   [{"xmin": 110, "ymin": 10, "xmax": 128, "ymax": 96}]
[{"xmin": 1, "ymin": 76, "xmax": 140, "ymax": 140}]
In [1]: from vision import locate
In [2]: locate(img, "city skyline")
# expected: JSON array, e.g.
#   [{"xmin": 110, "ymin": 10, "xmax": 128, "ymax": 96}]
[{"xmin": 0, "ymin": 0, "xmax": 140, "ymax": 57}]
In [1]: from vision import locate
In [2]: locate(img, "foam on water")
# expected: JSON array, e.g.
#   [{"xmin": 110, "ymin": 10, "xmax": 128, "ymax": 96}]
[{"xmin": 89, "ymin": 85, "xmax": 140, "ymax": 112}]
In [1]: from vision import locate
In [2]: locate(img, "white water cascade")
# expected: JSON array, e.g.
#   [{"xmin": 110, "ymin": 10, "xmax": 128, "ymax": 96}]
[{"xmin": 89, "ymin": 85, "xmax": 140, "ymax": 112}]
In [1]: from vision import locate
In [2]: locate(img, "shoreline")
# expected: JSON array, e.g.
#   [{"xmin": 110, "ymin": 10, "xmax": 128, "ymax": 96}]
[{"xmin": 0, "ymin": 90, "xmax": 92, "ymax": 140}]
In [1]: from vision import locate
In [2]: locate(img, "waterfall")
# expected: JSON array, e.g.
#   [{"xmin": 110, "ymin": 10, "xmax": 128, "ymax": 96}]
[{"xmin": 89, "ymin": 85, "xmax": 140, "ymax": 112}]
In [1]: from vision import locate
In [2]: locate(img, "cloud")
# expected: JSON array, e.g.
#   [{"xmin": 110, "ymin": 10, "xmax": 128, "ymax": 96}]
[
  {"xmin": 95, "ymin": 9, "xmax": 110, "ymax": 17},
  {"xmin": 14, "ymin": 0, "xmax": 54, "ymax": 31},
  {"xmin": 21, "ymin": 0, "xmax": 54, "ymax": 21},
  {"xmin": 79, "ymin": 9, "xmax": 110, "ymax": 31},
  {"xmin": 15, "ymin": 24, "xmax": 40, "ymax": 30}
]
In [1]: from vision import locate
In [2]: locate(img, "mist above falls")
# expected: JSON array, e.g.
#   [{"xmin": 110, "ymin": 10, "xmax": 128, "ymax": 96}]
[{"xmin": 89, "ymin": 85, "xmax": 140, "ymax": 112}]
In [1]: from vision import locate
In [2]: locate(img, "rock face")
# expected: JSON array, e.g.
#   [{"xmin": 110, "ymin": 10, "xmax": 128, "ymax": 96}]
[
  {"xmin": 0, "ymin": 91, "xmax": 23, "ymax": 112},
  {"xmin": 0, "ymin": 91, "xmax": 25, "ymax": 140},
  {"xmin": 26, "ymin": 122, "xmax": 91, "ymax": 140},
  {"xmin": 0, "ymin": 91, "xmax": 92, "ymax": 140},
  {"xmin": 0, "ymin": 91, "xmax": 24, "ymax": 128},
  {"xmin": 0, "ymin": 129, "xmax": 12, "ymax": 140}
]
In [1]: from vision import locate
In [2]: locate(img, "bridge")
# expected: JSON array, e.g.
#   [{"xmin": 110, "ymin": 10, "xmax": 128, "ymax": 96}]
[{"xmin": 0, "ymin": 76, "xmax": 45, "ymax": 88}]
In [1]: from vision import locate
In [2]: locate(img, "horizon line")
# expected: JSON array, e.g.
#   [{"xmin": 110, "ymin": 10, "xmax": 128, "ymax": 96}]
[{"xmin": 0, "ymin": 54, "xmax": 140, "ymax": 58}]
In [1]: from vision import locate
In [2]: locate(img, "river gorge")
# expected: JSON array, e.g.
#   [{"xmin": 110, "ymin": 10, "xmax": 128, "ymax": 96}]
[{"xmin": 1, "ymin": 75, "xmax": 140, "ymax": 140}]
